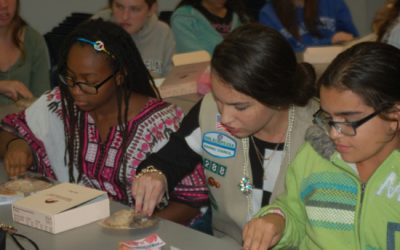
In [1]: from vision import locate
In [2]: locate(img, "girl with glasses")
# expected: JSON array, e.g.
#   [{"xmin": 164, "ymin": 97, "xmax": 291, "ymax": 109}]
[
  {"xmin": 0, "ymin": 19, "xmax": 208, "ymax": 216},
  {"xmin": 243, "ymin": 42, "xmax": 400, "ymax": 249}
]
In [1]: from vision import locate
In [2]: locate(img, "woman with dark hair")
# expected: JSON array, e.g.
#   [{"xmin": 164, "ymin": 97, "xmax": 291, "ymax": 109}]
[
  {"xmin": 132, "ymin": 23, "xmax": 318, "ymax": 243},
  {"xmin": 373, "ymin": 0, "xmax": 400, "ymax": 48},
  {"xmin": 0, "ymin": 0, "xmax": 50, "ymax": 104},
  {"xmin": 259, "ymin": 0, "xmax": 359, "ymax": 52},
  {"xmin": 171, "ymin": 0, "xmax": 249, "ymax": 54},
  {"xmin": 0, "ymin": 19, "xmax": 207, "ymax": 212},
  {"xmin": 243, "ymin": 42, "xmax": 400, "ymax": 249},
  {"xmin": 92, "ymin": 0, "xmax": 175, "ymax": 77}
]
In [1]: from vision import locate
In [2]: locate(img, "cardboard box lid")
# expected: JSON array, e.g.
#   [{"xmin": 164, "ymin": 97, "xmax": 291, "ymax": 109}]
[{"xmin": 13, "ymin": 183, "xmax": 107, "ymax": 215}]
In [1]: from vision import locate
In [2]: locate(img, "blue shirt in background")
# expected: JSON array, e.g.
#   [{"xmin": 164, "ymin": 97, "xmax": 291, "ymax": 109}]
[{"xmin": 259, "ymin": 0, "xmax": 359, "ymax": 52}]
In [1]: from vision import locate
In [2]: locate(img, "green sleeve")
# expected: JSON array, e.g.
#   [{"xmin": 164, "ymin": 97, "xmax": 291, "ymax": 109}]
[{"xmin": 255, "ymin": 144, "xmax": 310, "ymax": 248}]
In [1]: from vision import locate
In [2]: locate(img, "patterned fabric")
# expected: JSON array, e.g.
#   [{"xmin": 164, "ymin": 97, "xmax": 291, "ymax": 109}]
[
  {"xmin": 301, "ymin": 172, "xmax": 356, "ymax": 231},
  {"xmin": 1, "ymin": 87, "xmax": 209, "ymax": 206}
]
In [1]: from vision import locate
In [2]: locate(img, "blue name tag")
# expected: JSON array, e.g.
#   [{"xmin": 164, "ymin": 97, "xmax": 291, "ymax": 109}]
[{"xmin": 202, "ymin": 132, "xmax": 236, "ymax": 158}]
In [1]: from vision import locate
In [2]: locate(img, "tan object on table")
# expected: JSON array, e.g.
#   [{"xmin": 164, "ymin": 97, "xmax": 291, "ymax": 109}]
[
  {"xmin": 100, "ymin": 209, "xmax": 158, "ymax": 229},
  {"xmin": 157, "ymin": 50, "xmax": 210, "ymax": 98}
]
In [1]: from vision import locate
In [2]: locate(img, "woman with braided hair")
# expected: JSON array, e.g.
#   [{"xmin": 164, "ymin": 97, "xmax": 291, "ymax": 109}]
[{"xmin": 0, "ymin": 19, "xmax": 208, "ymax": 224}]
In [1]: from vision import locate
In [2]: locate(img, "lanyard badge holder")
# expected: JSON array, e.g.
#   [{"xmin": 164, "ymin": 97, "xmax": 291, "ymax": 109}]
[{"xmin": 0, "ymin": 223, "xmax": 39, "ymax": 250}]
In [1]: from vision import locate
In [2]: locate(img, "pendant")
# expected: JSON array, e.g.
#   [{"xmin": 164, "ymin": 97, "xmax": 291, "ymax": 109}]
[{"xmin": 239, "ymin": 177, "xmax": 253, "ymax": 195}]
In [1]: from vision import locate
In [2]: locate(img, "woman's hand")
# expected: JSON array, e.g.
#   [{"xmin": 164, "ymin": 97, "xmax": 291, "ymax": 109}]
[
  {"xmin": 4, "ymin": 139, "xmax": 33, "ymax": 177},
  {"xmin": 0, "ymin": 80, "xmax": 33, "ymax": 101},
  {"xmin": 132, "ymin": 170, "xmax": 167, "ymax": 216},
  {"xmin": 242, "ymin": 213, "xmax": 285, "ymax": 250},
  {"xmin": 331, "ymin": 32, "xmax": 354, "ymax": 44}
]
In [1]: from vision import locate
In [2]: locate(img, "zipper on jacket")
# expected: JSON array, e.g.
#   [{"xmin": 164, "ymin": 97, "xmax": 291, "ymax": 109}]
[{"xmin": 357, "ymin": 182, "xmax": 366, "ymax": 249}]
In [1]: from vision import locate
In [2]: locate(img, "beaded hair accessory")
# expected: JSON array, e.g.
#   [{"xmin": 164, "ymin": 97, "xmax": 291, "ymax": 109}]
[{"xmin": 77, "ymin": 38, "xmax": 114, "ymax": 58}]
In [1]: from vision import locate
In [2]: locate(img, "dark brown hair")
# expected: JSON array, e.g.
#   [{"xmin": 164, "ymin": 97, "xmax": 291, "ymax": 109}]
[
  {"xmin": 272, "ymin": 0, "xmax": 320, "ymax": 39},
  {"xmin": 212, "ymin": 23, "xmax": 316, "ymax": 108},
  {"xmin": 318, "ymin": 42, "xmax": 400, "ymax": 112},
  {"xmin": 57, "ymin": 19, "xmax": 159, "ymax": 183}
]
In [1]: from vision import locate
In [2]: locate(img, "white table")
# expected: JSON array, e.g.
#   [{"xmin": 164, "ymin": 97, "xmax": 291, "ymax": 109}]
[{"xmin": 0, "ymin": 166, "xmax": 241, "ymax": 250}]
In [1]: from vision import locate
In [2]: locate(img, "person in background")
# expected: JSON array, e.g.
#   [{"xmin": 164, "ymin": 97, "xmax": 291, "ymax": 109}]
[
  {"xmin": 259, "ymin": 0, "xmax": 359, "ymax": 52},
  {"xmin": 132, "ymin": 23, "xmax": 318, "ymax": 244},
  {"xmin": 92, "ymin": 0, "xmax": 175, "ymax": 77},
  {"xmin": 0, "ymin": 0, "xmax": 50, "ymax": 105},
  {"xmin": 171, "ymin": 0, "xmax": 249, "ymax": 54},
  {"xmin": 373, "ymin": 0, "xmax": 400, "ymax": 49},
  {"xmin": 243, "ymin": 42, "xmax": 400, "ymax": 250},
  {"xmin": 0, "ymin": 20, "xmax": 208, "ymax": 227}
]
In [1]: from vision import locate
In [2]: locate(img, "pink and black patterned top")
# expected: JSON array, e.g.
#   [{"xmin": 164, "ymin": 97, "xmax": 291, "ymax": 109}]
[{"xmin": 1, "ymin": 87, "xmax": 209, "ymax": 207}]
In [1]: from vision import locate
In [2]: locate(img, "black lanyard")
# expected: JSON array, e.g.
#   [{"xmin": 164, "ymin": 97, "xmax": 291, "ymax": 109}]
[{"xmin": 0, "ymin": 223, "xmax": 39, "ymax": 250}]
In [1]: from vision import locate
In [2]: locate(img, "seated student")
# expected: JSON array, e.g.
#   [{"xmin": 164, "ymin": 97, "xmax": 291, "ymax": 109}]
[
  {"xmin": 259, "ymin": 0, "xmax": 359, "ymax": 52},
  {"xmin": 373, "ymin": 0, "xmax": 400, "ymax": 49},
  {"xmin": 0, "ymin": 0, "xmax": 50, "ymax": 105},
  {"xmin": 92, "ymin": 0, "xmax": 175, "ymax": 77},
  {"xmin": 132, "ymin": 23, "xmax": 318, "ymax": 243},
  {"xmin": 171, "ymin": 0, "xmax": 249, "ymax": 54},
  {"xmin": 0, "ymin": 19, "xmax": 208, "ymax": 224},
  {"xmin": 243, "ymin": 42, "xmax": 400, "ymax": 249}
]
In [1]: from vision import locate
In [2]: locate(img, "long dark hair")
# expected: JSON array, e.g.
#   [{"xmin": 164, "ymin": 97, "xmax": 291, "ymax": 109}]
[
  {"xmin": 373, "ymin": 0, "xmax": 400, "ymax": 42},
  {"xmin": 318, "ymin": 42, "xmax": 400, "ymax": 113},
  {"xmin": 212, "ymin": 23, "xmax": 316, "ymax": 108},
  {"xmin": 57, "ymin": 19, "xmax": 159, "ymax": 182},
  {"xmin": 272, "ymin": 0, "xmax": 320, "ymax": 39},
  {"xmin": 177, "ymin": 0, "xmax": 249, "ymax": 23}
]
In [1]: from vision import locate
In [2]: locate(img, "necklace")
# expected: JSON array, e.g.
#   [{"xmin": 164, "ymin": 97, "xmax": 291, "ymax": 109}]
[
  {"xmin": 238, "ymin": 105, "xmax": 296, "ymax": 218},
  {"xmin": 250, "ymin": 136, "xmax": 283, "ymax": 180}
]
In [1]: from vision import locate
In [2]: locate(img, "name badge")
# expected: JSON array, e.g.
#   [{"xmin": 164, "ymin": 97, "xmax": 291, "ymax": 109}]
[{"xmin": 202, "ymin": 132, "xmax": 236, "ymax": 158}]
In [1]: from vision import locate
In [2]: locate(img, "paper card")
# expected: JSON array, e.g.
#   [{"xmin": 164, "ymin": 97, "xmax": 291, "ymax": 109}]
[{"xmin": 119, "ymin": 234, "xmax": 166, "ymax": 250}]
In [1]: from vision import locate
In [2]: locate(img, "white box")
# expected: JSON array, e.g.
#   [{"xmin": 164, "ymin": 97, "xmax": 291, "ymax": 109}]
[
  {"xmin": 12, "ymin": 182, "xmax": 110, "ymax": 234},
  {"xmin": 158, "ymin": 50, "xmax": 210, "ymax": 98}
]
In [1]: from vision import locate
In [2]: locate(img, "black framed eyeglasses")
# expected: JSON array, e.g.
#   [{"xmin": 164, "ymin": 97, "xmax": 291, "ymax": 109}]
[
  {"xmin": 313, "ymin": 109, "xmax": 382, "ymax": 136},
  {"xmin": 58, "ymin": 72, "xmax": 116, "ymax": 95}
]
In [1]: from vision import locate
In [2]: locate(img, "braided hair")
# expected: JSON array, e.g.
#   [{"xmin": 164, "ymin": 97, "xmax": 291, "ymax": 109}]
[{"xmin": 57, "ymin": 19, "xmax": 160, "ymax": 182}]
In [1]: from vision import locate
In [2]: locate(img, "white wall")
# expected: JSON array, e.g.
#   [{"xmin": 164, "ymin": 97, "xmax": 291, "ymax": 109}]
[
  {"xmin": 345, "ymin": 0, "xmax": 385, "ymax": 35},
  {"xmin": 20, "ymin": 0, "xmax": 107, "ymax": 34},
  {"xmin": 158, "ymin": 0, "xmax": 179, "ymax": 12}
]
